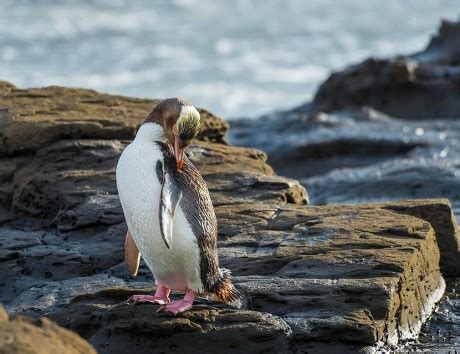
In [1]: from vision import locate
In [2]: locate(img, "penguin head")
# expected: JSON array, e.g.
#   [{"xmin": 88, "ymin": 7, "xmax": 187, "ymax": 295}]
[
  {"xmin": 172, "ymin": 106, "xmax": 201, "ymax": 169},
  {"xmin": 144, "ymin": 98, "xmax": 201, "ymax": 169}
]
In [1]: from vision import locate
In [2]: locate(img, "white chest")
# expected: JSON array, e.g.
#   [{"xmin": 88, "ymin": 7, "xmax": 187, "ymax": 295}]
[
  {"xmin": 116, "ymin": 140, "xmax": 162, "ymax": 234},
  {"xmin": 115, "ymin": 125, "xmax": 202, "ymax": 292}
]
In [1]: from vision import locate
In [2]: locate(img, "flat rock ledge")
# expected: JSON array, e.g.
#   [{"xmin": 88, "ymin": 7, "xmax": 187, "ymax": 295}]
[{"xmin": 1, "ymin": 82, "xmax": 459, "ymax": 353}]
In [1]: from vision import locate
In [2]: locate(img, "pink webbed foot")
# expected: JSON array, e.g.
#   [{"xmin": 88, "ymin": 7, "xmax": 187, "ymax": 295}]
[
  {"xmin": 158, "ymin": 289, "xmax": 195, "ymax": 315},
  {"xmin": 128, "ymin": 284, "xmax": 170, "ymax": 305},
  {"xmin": 158, "ymin": 299, "xmax": 193, "ymax": 315}
]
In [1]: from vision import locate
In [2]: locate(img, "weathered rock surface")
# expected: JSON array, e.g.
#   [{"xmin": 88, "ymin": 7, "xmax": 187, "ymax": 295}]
[
  {"xmin": 228, "ymin": 20, "xmax": 460, "ymax": 351},
  {"xmin": 1, "ymin": 81, "xmax": 458, "ymax": 352},
  {"xmin": 0, "ymin": 304, "xmax": 96, "ymax": 354},
  {"xmin": 404, "ymin": 277, "xmax": 460, "ymax": 352},
  {"xmin": 310, "ymin": 20, "xmax": 460, "ymax": 119},
  {"xmin": 0, "ymin": 81, "xmax": 229, "ymax": 156},
  {"xmin": 51, "ymin": 292, "xmax": 292, "ymax": 354},
  {"xmin": 230, "ymin": 109, "xmax": 460, "ymax": 271}
]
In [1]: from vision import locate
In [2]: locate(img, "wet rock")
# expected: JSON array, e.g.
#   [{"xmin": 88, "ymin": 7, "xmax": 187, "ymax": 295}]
[
  {"xmin": 405, "ymin": 278, "xmax": 460, "ymax": 351},
  {"xmin": 0, "ymin": 82, "xmax": 457, "ymax": 351},
  {"xmin": 92, "ymin": 305, "xmax": 291, "ymax": 354},
  {"xmin": 27, "ymin": 198, "xmax": 451, "ymax": 348},
  {"xmin": 0, "ymin": 304, "xmax": 96, "ymax": 354},
  {"xmin": 50, "ymin": 290, "xmax": 292, "ymax": 354},
  {"xmin": 230, "ymin": 107, "xmax": 432, "ymax": 177},
  {"xmin": 310, "ymin": 20, "xmax": 460, "ymax": 119},
  {"xmin": 227, "ymin": 19, "xmax": 460, "ymax": 352},
  {"xmin": 224, "ymin": 201, "xmax": 449, "ymax": 345},
  {"xmin": 230, "ymin": 109, "xmax": 460, "ymax": 278}
]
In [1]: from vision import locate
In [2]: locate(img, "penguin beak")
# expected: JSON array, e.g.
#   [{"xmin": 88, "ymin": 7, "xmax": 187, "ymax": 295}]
[{"xmin": 174, "ymin": 135, "xmax": 185, "ymax": 170}]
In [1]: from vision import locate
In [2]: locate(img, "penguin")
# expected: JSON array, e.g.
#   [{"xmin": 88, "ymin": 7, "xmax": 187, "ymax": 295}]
[{"xmin": 116, "ymin": 98, "xmax": 239, "ymax": 314}]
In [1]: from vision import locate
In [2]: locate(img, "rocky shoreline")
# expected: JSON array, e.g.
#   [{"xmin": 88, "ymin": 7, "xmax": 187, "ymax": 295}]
[
  {"xmin": 229, "ymin": 20, "xmax": 460, "ymax": 351},
  {"xmin": 1, "ymin": 77, "xmax": 459, "ymax": 353}
]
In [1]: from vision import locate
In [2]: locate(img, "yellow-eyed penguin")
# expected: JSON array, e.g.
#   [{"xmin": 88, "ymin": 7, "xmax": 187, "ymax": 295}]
[{"xmin": 116, "ymin": 98, "xmax": 238, "ymax": 314}]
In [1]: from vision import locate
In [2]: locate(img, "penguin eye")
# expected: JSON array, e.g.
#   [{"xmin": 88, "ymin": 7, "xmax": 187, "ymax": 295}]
[
  {"xmin": 180, "ymin": 124, "xmax": 198, "ymax": 141},
  {"xmin": 179, "ymin": 131, "xmax": 192, "ymax": 142}
]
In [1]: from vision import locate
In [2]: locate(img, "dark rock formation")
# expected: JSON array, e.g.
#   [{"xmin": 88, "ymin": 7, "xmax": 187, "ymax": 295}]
[
  {"xmin": 230, "ymin": 108, "xmax": 460, "ymax": 262},
  {"xmin": 310, "ymin": 20, "xmax": 460, "ymax": 119},
  {"xmin": 0, "ymin": 304, "xmax": 96, "ymax": 354},
  {"xmin": 228, "ymin": 20, "xmax": 460, "ymax": 352},
  {"xmin": 53, "ymin": 295, "xmax": 292, "ymax": 354},
  {"xmin": 406, "ymin": 278, "xmax": 460, "ymax": 352},
  {"xmin": 1, "ymin": 81, "xmax": 458, "ymax": 352}
]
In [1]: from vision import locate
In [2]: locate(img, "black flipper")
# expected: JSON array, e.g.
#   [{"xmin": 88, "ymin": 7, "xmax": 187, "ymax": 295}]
[
  {"xmin": 155, "ymin": 142, "xmax": 238, "ymax": 302},
  {"xmin": 157, "ymin": 160, "xmax": 182, "ymax": 249}
]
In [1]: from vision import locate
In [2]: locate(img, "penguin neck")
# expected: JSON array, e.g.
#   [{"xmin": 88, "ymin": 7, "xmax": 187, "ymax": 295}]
[{"xmin": 135, "ymin": 122, "xmax": 164, "ymax": 143}]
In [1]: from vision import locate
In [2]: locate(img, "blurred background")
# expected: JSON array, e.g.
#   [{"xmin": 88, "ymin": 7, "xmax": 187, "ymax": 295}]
[
  {"xmin": 1, "ymin": 0, "xmax": 458, "ymax": 118},
  {"xmin": 1, "ymin": 1, "xmax": 460, "ymax": 351}
]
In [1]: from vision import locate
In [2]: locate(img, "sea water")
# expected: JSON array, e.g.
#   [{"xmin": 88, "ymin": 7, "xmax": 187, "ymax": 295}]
[{"xmin": 1, "ymin": 0, "xmax": 458, "ymax": 118}]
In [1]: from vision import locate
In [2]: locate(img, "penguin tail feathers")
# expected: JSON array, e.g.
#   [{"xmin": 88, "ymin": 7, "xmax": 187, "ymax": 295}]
[{"xmin": 210, "ymin": 268, "xmax": 240, "ymax": 304}]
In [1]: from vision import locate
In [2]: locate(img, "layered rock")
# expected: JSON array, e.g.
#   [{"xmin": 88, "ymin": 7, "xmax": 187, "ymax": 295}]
[
  {"xmin": 1, "ymin": 81, "xmax": 458, "ymax": 352},
  {"xmin": 228, "ymin": 21, "xmax": 460, "ymax": 351},
  {"xmin": 0, "ymin": 81, "xmax": 228, "ymax": 157},
  {"xmin": 230, "ymin": 23, "xmax": 460, "ymax": 279}
]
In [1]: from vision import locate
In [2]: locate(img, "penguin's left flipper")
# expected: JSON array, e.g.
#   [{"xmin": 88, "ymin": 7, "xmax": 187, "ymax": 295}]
[
  {"xmin": 158, "ymin": 160, "xmax": 182, "ymax": 249},
  {"xmin": 125, "ymin": 231, "xmax": 141, "ymax": 276}
]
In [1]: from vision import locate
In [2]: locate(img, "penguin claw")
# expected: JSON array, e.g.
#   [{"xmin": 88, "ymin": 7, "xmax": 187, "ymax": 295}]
[{"xmin": 128, "ymin": 294, "xmax": 170, "ymax": 305}]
